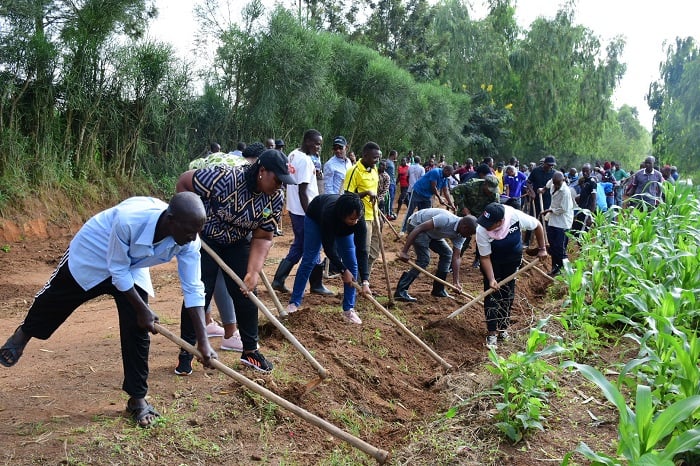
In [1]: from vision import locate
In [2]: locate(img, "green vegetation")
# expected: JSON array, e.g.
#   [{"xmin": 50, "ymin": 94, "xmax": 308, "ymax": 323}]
[
  {"xmin": 448, "ymin": 184, "xmax": 698, "ymax": 466},
  {"xmin": 554, "ymin": 184, "xmax": 700, "ymax": 464},
  {"xmin": 0, "ymin": 0, "xmax": 666, "ymax": 214},
  {"xmin": 486, "ymin": 319, "xmax": 566, "ymax": 443}
]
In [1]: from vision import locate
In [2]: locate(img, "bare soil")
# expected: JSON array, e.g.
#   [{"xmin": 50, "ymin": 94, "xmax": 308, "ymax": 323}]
[{"xmin": 0, "ymin": 205, "xmax": 618, "ymax": 465}]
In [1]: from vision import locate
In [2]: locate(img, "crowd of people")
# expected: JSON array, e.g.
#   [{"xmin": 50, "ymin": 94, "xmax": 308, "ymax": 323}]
[{"xmin": 0, "ymin": 130, "xmax": 680, "ymax": 428}]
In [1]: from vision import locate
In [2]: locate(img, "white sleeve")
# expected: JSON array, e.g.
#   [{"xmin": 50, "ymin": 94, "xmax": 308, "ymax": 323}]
[{"xmin": 476, "ymin": 226, "xmax": 492, "ymax": 256}]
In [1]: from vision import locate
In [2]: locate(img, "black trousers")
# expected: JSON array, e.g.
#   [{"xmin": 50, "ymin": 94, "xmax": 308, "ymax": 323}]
[
  {"xmin": 546, "ymin": 225, "xmax": 568, "ymax": 268},
  {"xmin": 22, "ymin": 250, "xmax": 150, "ymax": 398},
  {"xmin": 180, "ymin": 237, "xmax": 259, "ymax": 352},
  {"xmin": 482, "ymin": 258, "xmax": 520, "ymax": 332}
]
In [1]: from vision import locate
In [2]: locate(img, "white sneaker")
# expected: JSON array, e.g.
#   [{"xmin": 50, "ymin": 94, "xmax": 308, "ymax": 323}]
[
  {"xmin": 206, "ymin": 322, "xmax": 225, "ymax": 337},
  {"xmin": 343, "ymin": 309, "xmax": 362, "ymax": 325},
  {"xmin": 286, "ymin": 303, "xmax": 298, "ymax": 314},
  {"xmin": 221, "ymin": 330, "xmax": 243, "ymax": 352},
  {"xmin": 499, "ymin": 330, "xmax": 510, "ymax": 341},
  {"xmin": 486, "ymin": 335, "xmax": 498, "ymax": 349}
]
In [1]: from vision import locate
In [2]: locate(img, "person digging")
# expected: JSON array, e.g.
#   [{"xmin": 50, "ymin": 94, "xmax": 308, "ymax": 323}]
[
  {"xmin": 0, "ymin": 193, "xmax": 217, "ymax": 428},
  {"xmin": 395, "ymin": 208, "xmax": 477, "ymax": 303},
  {"xmin": 475, "ymin": 202, "xmax": 548, "ymax": 348}
]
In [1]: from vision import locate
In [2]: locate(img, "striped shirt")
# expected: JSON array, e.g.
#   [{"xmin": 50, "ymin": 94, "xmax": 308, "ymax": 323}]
[{"xmin": 192, "ymin": 166, "xmax": 284, "ymax": 244}]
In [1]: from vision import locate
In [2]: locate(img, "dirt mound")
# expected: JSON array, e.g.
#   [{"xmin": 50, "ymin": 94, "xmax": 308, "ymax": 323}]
[{"xmin": 0, "ymin": 213, "xmax": 558, "ymax": 464}]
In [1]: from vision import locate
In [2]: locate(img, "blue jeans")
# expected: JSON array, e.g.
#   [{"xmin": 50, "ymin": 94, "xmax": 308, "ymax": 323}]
[
  {"xmin": 284, "ymin": 213, "xmax": 306, "ymax": 264},
  {"xmin": 388, "ymin": 183, "xmax": 396, "ymax": 214},
  {"xmin": 400, "ymin": 192, "xmax": 432, "ymax": 233},
  {"xmin": 289, "ymin": 216, "xmax": 358, "ymax": 311}
]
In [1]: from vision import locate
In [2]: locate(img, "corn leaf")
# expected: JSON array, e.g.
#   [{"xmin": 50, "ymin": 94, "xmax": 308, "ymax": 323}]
[
  {"xmin": 657, "ymin": 428, "xmax": 700, "ymax": 461},
  {"xmin": 644, "ymin": 396, "xmax": 700, "ymax": 452}
]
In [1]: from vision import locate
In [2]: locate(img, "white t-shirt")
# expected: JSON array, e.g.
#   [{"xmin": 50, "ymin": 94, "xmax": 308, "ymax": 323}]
[
  {"xmin": 286, "ymin": 148, "xmax": 319, "ymax": 215},
  {"xmin": 476, "ymin": 206, "xmax": 538, "ymax": 256}
]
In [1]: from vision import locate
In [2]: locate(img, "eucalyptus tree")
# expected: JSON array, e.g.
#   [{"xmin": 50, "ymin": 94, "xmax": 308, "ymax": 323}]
[
  {"xmin": 235, "ymin": 7, "xmax": 336, "ymax": 143},
  {"xmin": 507, "ymin": 7, "xmax": 625, "ymax": 164},
  {"xmin": 0, "ymin": 0, "xmax": 59, "ymax": 183},
  {"xmin": 105, "ymin": 41, "xmax": 187, "ymax": 178},
  {"xmin": 648, "ymin": 36, "xmax": 700, "ymax": 176},
  {"xmin": 59, "ymin": 0, "xmax": 157, "ymax": 173},
  {"xmin": 293, "ymin": 0, "xmax": 358, "ymax": 34},
  {"xmin": 597, "ymin": 105, "xmax": 651, "ymax": 170}
]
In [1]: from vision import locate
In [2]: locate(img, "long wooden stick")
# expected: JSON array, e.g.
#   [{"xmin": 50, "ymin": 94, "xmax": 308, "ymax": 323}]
[
  {"xmin": 405, "ymin": 260, "xmax": 477, "ymax": 301},
  {"xmin": 445, "ymin": 258, "xmax": 540, "ymax": 320},
  {"xmin": 521, "ymin": 257, "xmax": 554, "ymax": 282},
  {"xmin": 154, "ymin": 323, "xmax": 389, "ymax": 464},
  {"xmin": 258, "ymin": 271, "xmax": 287, "ymax": 317},
  {"xmin": 377, "ymin": 208, "xmax": 401, "ymax": 240},
  {"xmin": 201, "ymin": 242, "xmax": 328, "ymax": 379},
  {"xmin": 352, "ymin": 282, "xmax": 452, "ymax": 370},
  {"xmin": 374, "ymin": 205, "xmax": 394, "ymax": 305}
]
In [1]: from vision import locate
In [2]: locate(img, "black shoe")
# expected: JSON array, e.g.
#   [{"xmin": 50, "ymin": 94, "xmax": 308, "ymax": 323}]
[
  {"xmin": 431, "ymin": 289, "xmax": 452, "ymax": 298},
  {"xmin": 472, "ymin": 258, "xmax": 480, "ymax": 269},
  {"xmin": 394, "ymin": 290, "xmax": 417, "ymax": 302},
  {"xmin": 174, "ymin": 352, "xmax": 193, "ymax": 376},
  {"xmin": 548, "ymin": 265, "xmax": 562, "ymax": 277},
  {"xmin": 310, "ymin": 264, "xmax": 335, "ymax": 296},
  {"xmin": 311, "ymin": 285, "xmax": 335, "ymax": 295},
  {"xmin": 240, "ymin": 350, "xmax": 274, "ymax": 373}
]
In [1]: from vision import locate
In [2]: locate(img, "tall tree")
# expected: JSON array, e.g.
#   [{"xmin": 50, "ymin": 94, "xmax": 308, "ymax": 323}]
[
  {"xmin": 507, "ymin": 7, "xmax": 625, "ymax": 164},
  {"xmin": 648, "ymin": 36, "xmax": 700, "ymax": 176}
]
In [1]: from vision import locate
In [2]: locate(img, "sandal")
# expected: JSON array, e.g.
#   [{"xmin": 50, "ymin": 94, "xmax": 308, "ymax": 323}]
[
  {"xmin": 126, "ymin": 401, "xmax": 161, "ymax": 428},
  {"xmin": 0, "ymin": 329, "xmax": 28, "ymax": 367}
]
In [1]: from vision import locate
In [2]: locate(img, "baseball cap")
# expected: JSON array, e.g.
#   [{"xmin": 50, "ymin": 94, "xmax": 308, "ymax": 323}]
[
  {"xmin": 274, "ymin": 139, "xmax": 285, "ymax": 147},
  {"xmin": 484, "ymin": 174, "xmax": 499, "ymax": 194},
  {"xmin": 543, "ymin": 155, "xmax": 557, "ymax": 166},
  {"xmin": 258, "ymin": 149, "xmax": 296, "ymax": 185},
  {"xmin": 477, "ymin": 203, "xmax": 505, "ymax": 229},
  {"xmin": 333, "ymin": 136, "xmax": 347, "ymax": 147}
]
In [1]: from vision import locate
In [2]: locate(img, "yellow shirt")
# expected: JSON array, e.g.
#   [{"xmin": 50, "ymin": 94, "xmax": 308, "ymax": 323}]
[
  {"xmin": 494, "ymin": 169, "xmax": 504, "ymax": 193},
  {"xmin": 343, "ymin": 160, "xmax": 379, "ymax": 220}
]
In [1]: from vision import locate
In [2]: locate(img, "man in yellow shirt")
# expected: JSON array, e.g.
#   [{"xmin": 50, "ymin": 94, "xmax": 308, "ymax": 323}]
[
  {"xmin": 343, "ymin": 142, "xmax": 381, "ymax": 276},
  {"xmin": 494, "ymin": 162, "xmax": 505, "ymax": 194}
]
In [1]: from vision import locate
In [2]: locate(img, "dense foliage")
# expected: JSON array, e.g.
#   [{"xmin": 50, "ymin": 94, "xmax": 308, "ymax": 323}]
[
  {"xmin": 648, "ymin": 36, "xmax": 700, "ymax": 180},
  {"xmin": 0, "ymin": 0, "xmax": 688, "ymax": 211},
  {"xmin": 559, "ymin": 185, "xmax": 700, "ymax": 464}
]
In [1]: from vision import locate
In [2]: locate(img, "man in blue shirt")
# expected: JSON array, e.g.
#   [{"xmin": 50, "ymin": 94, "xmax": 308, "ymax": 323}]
[
  {"xmin": 412, "ymin": 165, "xmax": 456, "ymax": 210},
  {"xmin": 400, "ymin": 165, "xmax": 456, "ymax": 233},
  {"xmin": 323, "ymin": 136, "xmax": 353, "ymax": 195},
  {"xmin": 0, "ymin": 193, "xmax": 216, "ymax": 428}
]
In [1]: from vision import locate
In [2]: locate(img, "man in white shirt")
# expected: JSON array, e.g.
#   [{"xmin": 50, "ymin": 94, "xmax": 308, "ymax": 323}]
[
  {"xmin": 0, "ymin": 193, "xmax": 216, "ymax": 428},
  {"xmin": 272, "ymin": 129, "xmax": 333, "ymax": 295},
  {"xmin": 542, "ymin": 171, "xmax": 574, "ymax": 276},
  {"xmin": 400, "ymin": 155, "xmax": 426, "ymax": 234}
]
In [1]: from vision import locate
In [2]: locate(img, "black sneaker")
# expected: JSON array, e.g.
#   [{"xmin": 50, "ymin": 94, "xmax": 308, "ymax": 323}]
[
  {"xmin": 240, "ymin": 350, "xmax": 274, "ymax": 373},
  {"xmin": 174, "ymin": 352, "xmax": 193, "ymax": 376}
]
